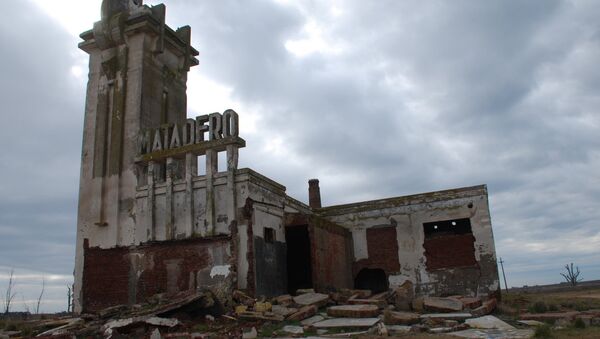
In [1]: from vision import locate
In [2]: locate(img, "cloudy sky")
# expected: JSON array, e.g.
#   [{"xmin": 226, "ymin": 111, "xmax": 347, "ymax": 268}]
[{"xmin": 1, "ymin": 0, "xmax": 599, "ymax": 312}]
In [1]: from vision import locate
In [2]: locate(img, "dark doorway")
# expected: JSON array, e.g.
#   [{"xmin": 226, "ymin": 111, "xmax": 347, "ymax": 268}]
[
  {"xmin": 285, "ymin": 225, "xmax": 312, "ymax": 294},
  {"xmin": 354, "ymin": 268, "xmax": 388, "ymax": 293}
]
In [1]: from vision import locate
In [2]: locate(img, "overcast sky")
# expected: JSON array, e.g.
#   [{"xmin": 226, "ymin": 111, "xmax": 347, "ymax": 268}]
[{"xmin": 1, "ymin": 0, "xmax": 599, "ymax": 312}]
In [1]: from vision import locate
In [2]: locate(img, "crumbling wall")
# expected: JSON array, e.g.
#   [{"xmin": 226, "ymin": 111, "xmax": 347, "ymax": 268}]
[
  {"xmin": 309, "ymin": 217, "xmax": 353, "ymax": 292},
  {"xmin": 82, "ymin": 237, "xmax": 232, "ymax": 313},
  {"xmin": 318, "ymin": 185, "xmax": 500, "ymax": 298}
]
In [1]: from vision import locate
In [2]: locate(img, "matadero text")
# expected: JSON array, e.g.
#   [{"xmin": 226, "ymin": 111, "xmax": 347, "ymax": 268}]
[{"xmin": 138, "ymin": 110, "xmax": 239, "ymax": 155}]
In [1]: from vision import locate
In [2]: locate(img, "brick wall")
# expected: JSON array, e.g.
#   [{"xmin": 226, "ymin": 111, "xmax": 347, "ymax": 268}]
[
  {"xmin": 354, "ymin": 226, "xmax": 400, "ymax": 276},
  {"xmin": 82, "ymin": 237, "xmax": 231, "ymax": 313},
  {"xmin": 423, "ymin": 234, "xmax": 478, "ymax": 270},
  {"xmin": 309, "ymin": 219, "xmax": 353, "ymax": 291}
]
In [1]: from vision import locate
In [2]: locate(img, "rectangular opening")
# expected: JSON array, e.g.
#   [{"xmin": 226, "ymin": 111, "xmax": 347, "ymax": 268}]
[
  {"xmin": 423, "ymin": 218, "xmax": 472, "ymax": 239},
  {"xmin": 423, "ymin": 218, "xmax": 477, "ymax": 270},
  {"xmin": 218, "ymin": 151, "xmax": 227, "ymax": 173},
  {"xmin": 197, "ymin": 154, "xmax": 206, "ymax": 176},
  {"xmin": 264, "ymin": 227, "xmax": 275, "ymax": 243},
  {"xmin": 285, "ymin": 225, "xmax": 312, "ymax": 294}
]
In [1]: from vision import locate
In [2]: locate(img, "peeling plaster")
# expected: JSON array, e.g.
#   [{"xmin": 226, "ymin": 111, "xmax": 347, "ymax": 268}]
[{"xmin": 210, "ymin": 264, "xmax": 231, "ymax": 278}]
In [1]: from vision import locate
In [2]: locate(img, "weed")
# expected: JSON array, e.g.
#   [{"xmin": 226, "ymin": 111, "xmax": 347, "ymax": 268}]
[
  {"xmin": 529, "ymin": 301, "xmax": 548, "ymax": 313},
  {"xmin": 573, "ymin": 318, "xmax": 586, "ymax": 329},
  {"xmin": 533, "ymin": 324, "xmax": 553, "ymax": 338}
]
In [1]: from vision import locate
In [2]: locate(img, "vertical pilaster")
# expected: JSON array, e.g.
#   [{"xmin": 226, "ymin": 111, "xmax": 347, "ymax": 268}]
[
  {"xmin": 147, "ymin": 161, "xmax": 156, "ymax": 241},
  {"xmin": 166, "ymin": 157, "xmax": 174, "ymax": 240},
  {"xmin": 226, "ymin": 145, "xmax": 239, "ymax": 224},
  {"xmin": 205, "ymin": 149, "xmax": 218, "ymax": 235},
  {"xmin": 185, "ymin": 153, "xmax": 195, "ymax": 237}
]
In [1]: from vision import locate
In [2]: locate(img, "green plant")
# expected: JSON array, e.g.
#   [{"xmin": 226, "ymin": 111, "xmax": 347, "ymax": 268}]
[
  {"xmin": 548, "ymin": 303, "xmax": 559, "ymax": 312},
  {"xmin": 533, "ymin": 324, "xmax": 553, "ymax": 338},
  {"xmin": 529, "ymin": 301, "xmax": 548, "ymax": 313},
  {"xmin": 573, "ymin": 318, "xmax": 586, "ymax": 329}
]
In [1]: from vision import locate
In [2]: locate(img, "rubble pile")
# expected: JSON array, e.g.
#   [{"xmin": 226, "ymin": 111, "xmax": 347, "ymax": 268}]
[{"xmin": 4, "ymin": 286, "xmax": 577, "ymax": 338}]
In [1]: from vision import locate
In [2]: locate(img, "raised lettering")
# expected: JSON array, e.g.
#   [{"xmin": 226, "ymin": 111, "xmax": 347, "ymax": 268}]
[{"xmin": 195, "ymin": 115, "xmax": 209, "ymax": 143}]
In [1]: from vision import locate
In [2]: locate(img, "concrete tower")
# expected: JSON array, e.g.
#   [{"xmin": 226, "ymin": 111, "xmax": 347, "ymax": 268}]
[{"xmin": 73, "ymin": 0, "xmax": 198, "ymax": 312}]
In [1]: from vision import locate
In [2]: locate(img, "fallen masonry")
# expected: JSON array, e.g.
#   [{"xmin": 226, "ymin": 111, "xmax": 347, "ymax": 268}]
[{"xmin": 18, "ymin": 287, "xmax": 546, "ymax": 338}]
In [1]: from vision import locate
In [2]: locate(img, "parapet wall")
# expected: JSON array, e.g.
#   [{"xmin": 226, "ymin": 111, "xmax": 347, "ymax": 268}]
[{"xmin": 318, "ymin": 185, "xmax": 500, "ymax": 298}]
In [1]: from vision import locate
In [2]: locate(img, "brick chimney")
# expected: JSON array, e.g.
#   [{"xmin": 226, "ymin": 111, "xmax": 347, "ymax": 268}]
[{"xmin": 308, "ymin": 179, "xmax": 322, "ymax": 209}]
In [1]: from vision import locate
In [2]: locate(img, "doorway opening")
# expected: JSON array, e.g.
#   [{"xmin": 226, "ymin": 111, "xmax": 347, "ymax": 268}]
[
  {"xmin": 285, "ymin": 225, "xmax": 312, "ymax": 294},
  {"xmin": 354, "ymin": 268, "xmax": 388, "ymax": 293}
]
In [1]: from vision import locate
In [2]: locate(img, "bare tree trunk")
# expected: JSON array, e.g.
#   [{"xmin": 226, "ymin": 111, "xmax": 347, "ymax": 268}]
[
  {"xmin": 35, "ymin": 278, "xmax": 45, "ymax": 314},
  {"xmin": 4, "ymin": 268, "xmax": 17, "ymax": 314},
  {"xmin": 67, "ymin": 285, "xmax": 73, "ymax": 313}
]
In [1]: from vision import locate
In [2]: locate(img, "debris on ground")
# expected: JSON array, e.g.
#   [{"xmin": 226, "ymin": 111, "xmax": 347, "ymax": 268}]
[{"xmin": 0, "ymin": 286, "xmax": 556, "ymax": 338}]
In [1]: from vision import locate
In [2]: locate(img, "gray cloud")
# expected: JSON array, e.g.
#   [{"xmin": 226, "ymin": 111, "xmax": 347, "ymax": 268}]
[{"xmin": 1, "ymin": 0, "xmax": 599, "ymax": 312}]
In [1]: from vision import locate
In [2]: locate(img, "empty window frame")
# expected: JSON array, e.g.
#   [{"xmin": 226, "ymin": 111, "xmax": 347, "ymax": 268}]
[
  {"xmin": 264, "ymin": 227, "xmax": 275, "ymax": 243},
  {"xmin": 423, "ymin": 218, "xmax": 472, "ymax": 239}
]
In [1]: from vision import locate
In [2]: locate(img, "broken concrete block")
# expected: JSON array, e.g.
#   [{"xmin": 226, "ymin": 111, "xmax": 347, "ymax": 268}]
[
  {"xmin": 271, "ymin": 305, "xmax": 297, "ymax": 317},
  {"xmin": 293, "ymin": 292, "xmax": 330, "ymax": 308},
  {"xmin": 150, "ymin": 328, "xmax": 162, "ymax": 339},
  {"xmin": 451, "ymin": 328, "xmax": 534, "ymax": 338},
  {"xmin": 383, "ymin": 310, "xmax": 420, "ymax": 325},
  {"xmin": 235, "ymin": 305, "xmax": 248, "ymax": 314},
  {"xmin": 287, "ymin": 305, "xmax": 318, "ymax": 321},
  {"xmin": 296, "ymin": 288, "xmax": 315, "ymax": 295},
  {"xmin": 444, "ymin": 319, "xmax": 459, "ymax": 327},
  {"xmin": 465, "ymin": 315, "xmax": 516, "ymax": 330},
  {"xmin": 241, "ymin": 327, "xmax": 257, "ymax": 339},
  {"xmin": 352, "ymin": 289, "xmax": 373, "ymax": 298},
  {"xmin": 458, "ymin": 297, "xmax": 482, "ymax": 309},
  {"xmin": 394, "ymin": 281, "xmax": 414, "ymax": 311},
  {"xmin": 387, "ymin": 325, "xmax": 411, "ymax": 335},
  {"xmin": 370, "ymin": 291, "xmax": 391, "ymax": 301},
  {"xmin": 517, "ymin": 320, "xmax": 545, "ymax": 327},
  {"xmin": 347, "ymin": 298, "xmax": 387, "ymax": 308},
  {"xmin": 420, "ymin": 312, "xmax": 473, "ymax": 320},
  {"xmin": 273, "ymin": 294, "xmax": 293, "ymax": 306},
  {"xmin": 327, "ymin": 304, "xmax": 380, "ymax": 318},
  {"xmin": 377, "ymin": 322, "xmax": 388, "ymax": 336},
  {"xmin": 238, "ymin": 311, "xmax": 284, "ymax": 322},
  {"xmin": 411, "ymin": 296, "xmax": 424, "ymax": 312},
  {"xmin": 254, "ymin": 302, "xmax": 272, "ymax": 313},
  {"xmin": 428, "ymin": 327, "xmax": 453, "ymax": 334},
  {"xmin": 233, "ymin": 290, "xmax": 255, "ymax": 306},
  {"xmin": 470, "ymin": 298, "xmax": 497, "ymax": 317},
  {"xmin": 312, "ymin": 317, "xmax": 381, "ymax": 328},
  {"xmin": 301, "ymin": 315, "xmax": 325, "ymax": 326},
  {"xmin": 282, "ymin": 325, "xmax": 304, "ymax": 335},
  {"xmin": 423, "ymin": 297, "xmax": 463, "ymax": 312}
]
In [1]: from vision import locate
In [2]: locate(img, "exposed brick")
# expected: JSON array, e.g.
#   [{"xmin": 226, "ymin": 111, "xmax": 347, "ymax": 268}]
[
  {"xmin": 423, "ymin": 234, "xmax": 478, "ymax": 270},
  {"xmin": 82, "ymin": 237, "xmax": 230, "ymax": 313},
  {"xmin": 354, "ymin": 227, "xmax": 400, "ymax": 276}
]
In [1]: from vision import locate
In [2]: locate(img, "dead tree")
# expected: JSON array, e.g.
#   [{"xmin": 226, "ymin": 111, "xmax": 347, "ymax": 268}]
[
  {"xmin": 560, "ymin": 263, "xmax": 583, "ymax": 287},
  {"xmin": 3, "ymin": 268, "xmax": 17, "ymax": 314},
  {"xmin": 67, "ymin": 285, "xmax": 73, "ymax": 313},
  {"xmin": 35, "ymin": 278, "xmax": 45, "ymax": 314}
]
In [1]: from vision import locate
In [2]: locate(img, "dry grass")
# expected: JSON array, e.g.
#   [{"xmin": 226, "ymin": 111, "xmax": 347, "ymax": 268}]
[{"xmin": 502, "ymin": 287, "xmax": 600, "ymax": 313}]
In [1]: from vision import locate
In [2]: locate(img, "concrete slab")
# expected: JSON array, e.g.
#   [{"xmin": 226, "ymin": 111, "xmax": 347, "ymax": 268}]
[
  {"xmin": 301, "ymin": 315, "xmax": 325, "ymax": 326},
  {"xmin": 465, "ymin": 316, "xmax": 515, "ymax": 330},
  {"xmin": 384, "ymin": 311, "xmax": 420, "ymax": 325},
  {"xmin": 517, "ymin": 320, "xmax": 545, "ymax": 327},
  {"xmin": 424, "ymin": 297, "xmax": 464, "ymax": 312},
  {"xmin": 327, "ymin": 304, "xmax": 379, "ymax": 318},
  {"xmin": 420, "ymin": 312, "xmax": 473, "ymax": 319},
  {"xmin": 312, "ymin": 317, "xmax": 380, "ymax": 328},
  {"xmin": 449, "ymin": 328, "xmax": 533, "ymax": 338},
  {"xmin": 293, "ymin": 293, "xmax": 330, "ymax": 308},
  {"xmin": 282, "ymin": 325, "xmax": 303, "ymax": 334}
]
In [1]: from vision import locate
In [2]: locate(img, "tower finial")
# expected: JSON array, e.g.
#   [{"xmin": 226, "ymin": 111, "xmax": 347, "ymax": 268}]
[{"xmin": 101, "ymin": 0, "xmax": 143, "ymax": 20}]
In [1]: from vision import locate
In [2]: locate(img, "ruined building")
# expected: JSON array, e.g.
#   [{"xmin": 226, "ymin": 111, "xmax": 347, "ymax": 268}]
[{"xmin": 74, "ymin": 0, "xmax": 500, "ymax": 313}]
